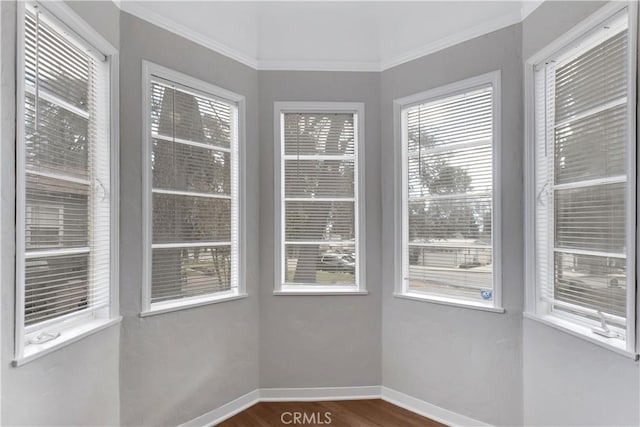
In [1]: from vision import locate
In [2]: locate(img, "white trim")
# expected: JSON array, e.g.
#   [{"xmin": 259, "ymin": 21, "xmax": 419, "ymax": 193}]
[
  {"xmin": 523, "ymin": 1, "xmax": 638, "ymax": 355},
  {"xmin": 392, "ymin": 70, "xmax": 503, "ymax": 311},
  {"xmin": 178, "ymin": 389, "xmax": 261, "ymax": 427},
  {"xmin": 178, "ymin": 386, "xmax": 493, "ymax": 427},
  {"xmin": 379, "ymin": 11, "xmax": 521, "ymax": 71},
  {"xmin": 520, "ymin": 0, "xmax": 545, "ymax": 21},
  {"xmin": 394, "ymin": 292, "xmax": 505, "ymax": 314},
  {"xmin": 141, "ymin": 61, "xmax": 247, "ymax": 315},
  {"xmin": 118, "ymin": 1, "xmax": 259, "ymax": 70},
  {"xmin": 114, "ymin": 1, "xmax": 534, "ymax": 73},
  {"xmin": 273, "ymin": 101, "xmax": 366, "ymax": 294},
  {"xmin": 13, "ymin": 316, "xmax": 122, "ymax": 367},
  {"xmin": 14, "ymin": 1, "xmax": 119, "ymax": 363},
  {"xmin": 140, "ymin": 292, "xmax": 248, "ymax": 318},
  {"xmin": 380, "ymin": 387, "xmax": 491, "ymax": 427}
]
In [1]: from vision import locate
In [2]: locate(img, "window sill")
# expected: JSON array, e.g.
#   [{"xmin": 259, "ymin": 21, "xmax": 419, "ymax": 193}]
[
  {"xmin": 393, "ymin": 292, "xmax": 505, "ymax": 314},
  {"xmin": 275, "ymin": 286, "xmax": 368, "ymax": 296},
  {"xmin": 140, "ymin": 291, "xmax": 248, "ymax": 317},
  {"xmin": 13, "ymin": 316, "xmax": 122, "ymax": 367},
  {"xmin": 523, "ymin": 312, "xmax": 638, "ymax": 360}
]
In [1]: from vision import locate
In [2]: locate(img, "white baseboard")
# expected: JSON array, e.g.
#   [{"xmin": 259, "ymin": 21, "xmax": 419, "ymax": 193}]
[
  {"xmin": 260, "ymin": 386, "xmax": 381, "ymax": 402},
  {"xmin": 380, "ymin": 387, "xmax": 490, "ymax": 427},
  {"xmin": 179, "ymin": 389, "xmax": 260, "ymax": 427},
  {"xmin": 180, "ymin": 386, "xmax": 492, "ymax": 427}
]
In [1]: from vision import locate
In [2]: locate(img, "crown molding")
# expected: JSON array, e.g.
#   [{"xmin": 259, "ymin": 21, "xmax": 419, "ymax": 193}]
[
  {"xmin": 257, "ymin": 59, "xmax": 381, "ymax": 72},
  {"xmin": 379, "ymin": 10, "xmax": 522, "ymax": 71},
  {"xmin": 114, "ymin": 1, "xmax": 541, "ymax": 73},
  {"xmin": 117, "ymin": 1, "xmax": 259, "ymax": 69},
  {"xmin": 520, "ymin": 0, "xmax": 546, "ymax": 20}
]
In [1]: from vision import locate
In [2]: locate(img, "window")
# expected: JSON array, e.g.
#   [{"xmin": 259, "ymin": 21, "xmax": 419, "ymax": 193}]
[
  {"xmin": 526, "ymin": 5, "xmax": 636, "ymax": 355},
  {"xmin": 141, "ymin": 62, "xmax": 246, "ymax": 315},
  {"xmin": 15, "ymin": 2, "xmax": 118, "ymax": 364},
  {"xmin": 394, "ymin": 72, "xmax": 502, "ymax": 311},
  {"xmin": 274, "ymin": 102, "xmax": 366, "ymax": 294}
]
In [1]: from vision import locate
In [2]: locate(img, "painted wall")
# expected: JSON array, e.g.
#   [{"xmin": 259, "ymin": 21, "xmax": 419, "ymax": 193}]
[
  {"xmin": 258, "ymin": 71, "xmax": 382, "ymax": 388},
  {"xmin": 380, "ymin": 24, "xmax": 524, "ymax": 426},
  {"xmin": 1, "ymin": 2, "xmax": 121, "ymax": 426},
  {"xmin": 118, "ymin": 12, "xmax": 261, "ymax": 427},
  {"xmin": 522, "ymin": 2, "xmax": 640, "ymax": 426}
]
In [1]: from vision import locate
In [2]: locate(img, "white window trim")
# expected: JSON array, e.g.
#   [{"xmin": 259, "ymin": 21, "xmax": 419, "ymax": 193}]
[
  {"xmin": 14, "ymin": 1, "xmax": 121, "ymax": 366},
  {"xmin": 524, "ymin": 1, "xmax": 639, "ymax": 359},
  {"xmin": 273, "ymin": 101, "xmax": 367, "ymax": 295},
  {"xmin": 392, "ymin": 71, "xmax": 504, "ymax": 313},
  {"xmin": 140, "ymin": 61, "xmax": 247, "ymax": 316}
]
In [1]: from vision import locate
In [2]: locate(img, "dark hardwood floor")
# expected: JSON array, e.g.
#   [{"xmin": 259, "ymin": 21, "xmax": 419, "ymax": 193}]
[{"xmin": 217, "ymin": 399, "xmax": 446, "ymax": 426}]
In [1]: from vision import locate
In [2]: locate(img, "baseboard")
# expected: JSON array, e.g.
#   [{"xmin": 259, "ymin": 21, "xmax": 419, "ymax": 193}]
[
  {"xmin": 180, "ymin": 386, "xmax": 492, "ymax": 427},
  {"xmin": 178, "ymin": 389, "xmax": 260, "ymax": 427},
  {"xmin": 260, "ymin": 386, "xmax": 381, "ymax": 402},
  {"xmin": 380, "ymin": 387, "xmax": 491, "ymax": 427}
]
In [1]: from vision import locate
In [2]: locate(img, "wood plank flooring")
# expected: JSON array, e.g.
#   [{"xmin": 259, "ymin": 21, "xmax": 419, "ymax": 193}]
[{"xmin": 217, "ymin": 399, "xmax": 446, "ymax": 427}]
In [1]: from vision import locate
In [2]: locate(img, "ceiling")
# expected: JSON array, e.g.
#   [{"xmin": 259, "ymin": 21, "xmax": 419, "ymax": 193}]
[{"xmin": 116, "ymin": 1, "xmax": 544, "ymax": 71}]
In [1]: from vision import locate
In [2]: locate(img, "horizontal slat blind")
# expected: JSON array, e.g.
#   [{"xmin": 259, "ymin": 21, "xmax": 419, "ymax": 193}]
[
  {"xmin": 405, "ymin": 86, "xmax": 494, "ymax": 302},
  {"xmin": 282, "ymin": 113, "xmax": 358, "ymax": 285},
  {"xmin": 149, "ymin": 80, "xmax": 238, "ymax": 303},
  {"xmin": 535, "ymin": 19, "xmax": 629, "ymax": 328},
  {"xmin": 22, "ymin": 8, "xmax": 111, "ymax": 328}
]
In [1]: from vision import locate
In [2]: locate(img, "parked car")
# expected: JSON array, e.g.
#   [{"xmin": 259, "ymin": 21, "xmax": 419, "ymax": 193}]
[{"xmin": 318, "ymin": 252, "xmax": 356, "ymax": 273}]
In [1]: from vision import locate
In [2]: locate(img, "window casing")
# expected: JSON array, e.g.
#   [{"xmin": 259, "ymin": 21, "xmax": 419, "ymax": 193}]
[
  {"xmin": 274, "ymin": 102, "xmax": 366, "ymax": 294},
  {"xmin": 141, "ymin": 62, "xmax": 246, "ymax": 315},
  {"xmin": 394, "ymin": 72, "xmax": 502, "ymax": 312},
  {"xmin": 526, "ymin": 4, "xmax": 637, "ymax": 356},
  {"xmin": 15, "ymin": 2, "xmax": 118, "ymax": 364}
]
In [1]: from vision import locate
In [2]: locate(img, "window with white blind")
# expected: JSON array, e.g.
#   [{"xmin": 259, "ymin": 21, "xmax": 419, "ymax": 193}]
[
  {"xmin": 394, "ymin": 72, "xmax": 502, "ymax": 311},
  {"xmin": 526, "ymin": 5, "xmax": 636, "ymax": 355},
  {"xmin": 142, "ymin": 62, "xmax": 246, "ymax": 315},
  {"xmin": 15, "ymin": 2, "xmax": 118, "ymax": 364},
  {"xmin": 274, "ymin": 102, "xmax": 366, "ymax": 294}
]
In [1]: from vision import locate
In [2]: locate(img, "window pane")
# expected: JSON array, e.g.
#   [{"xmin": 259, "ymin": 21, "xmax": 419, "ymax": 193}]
[
  {"xmin": 285, "ymin": 244, "xmax": 355, "ymax": 285},
  {"xmin": 555, "ymin": 183, "xmax": 625, "ymax": 253},
  {"xmin": 152, "ymin": 138, "xmax": 231, "ymax": 195},
  {"xmin": 283, "ymin": 113, "xmax": 355, "ymax": 155},
  {"xmin": 285, "ymin": 159, "xmax": 354, "ymax": 198},
  {"xmin": 26, "ymin": 175, "xmax": 88, "ymax": 250},
  {"xmin": 285, "ymin": 201, "xmax": 355, "ymax": 242},
  {"xmin": 406, "ymin": 88, "xmax": 492, "ymax": 151},
  {"xmin": 25, "ymin": 94, "xmax": 89, "ymax": 180},
  {"xmin": 25, "ymin": 12, "xmax": 90, "ymax": 110},
  {"xmin": 152, "ymin": 193, "xmax": 231, "ymax": 243},
  {"xmin": 554, "ymin": 106, "xmax": 626, "ymax": 184},
  {"xmin": 407, "ymin": 247, "xmax": 493, "ymax": 302},
  {"xmin": 554, "ymin": 252, "xmax": 626, "ymax": 318},
  {"xmin": 405, "ymin": 85, "xmax": 494, "ymax": 302},
  {"xmin": 25, "ymin": 253, "xmax": 89, "ymax": 326},
  {"xmin": 151, "ymin": 246, "xmax": 232, "ymax": 303},
  {"xmin": 555, "ymin": 30, "xmax": 627, "ymax": 123}
]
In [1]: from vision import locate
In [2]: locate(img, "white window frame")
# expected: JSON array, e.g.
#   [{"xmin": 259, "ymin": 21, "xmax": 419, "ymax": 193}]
[
  {"xmin": 141, "ymin": 61, "xmax": 247, "ymax": 316},
  {"xmin": 273, "ymin": 102, "xmax": 367, "ymax": 295},
  {"xmin": 393, "ymin": 71, "xmax": 503, "ymax": 313},
  {"xmin": 524, "ymin": 2, "xmax": 638, "ymax": 359},
  {"xmin": 14, "ymin": 1, "xmax": 120, "ymax": 366}
]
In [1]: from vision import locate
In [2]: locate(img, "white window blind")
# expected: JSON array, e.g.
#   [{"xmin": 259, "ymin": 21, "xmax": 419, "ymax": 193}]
[
  {"xmin": 280, "ymin": 111, "xmax": 360, "ymax": 287},
  {"xmin": 148, "ymin": 77, "xmax": 239, "ymax": 305},
  {"xmin": 402, "ymin": 84, "xmax": 496, "ymax": 305},
  {"xmin": 19, "ymin": 6, "xmax": 111, "ymax": 334},
  {"xmin": 533, "ymin": 10, "xmax": 633, "ymax": 342}
]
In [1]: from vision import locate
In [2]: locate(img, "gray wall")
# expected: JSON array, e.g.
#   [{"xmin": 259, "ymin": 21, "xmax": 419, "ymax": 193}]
[
  {"xmin": 118, "ymin": 12, "xmax": 260, "ymax": 427},
  {"xmin": 380, "ymin": 24, "xmax": 524, "ymax": 426},
  {"xmin": 1, "ymin": 2, "xmax": 121, "ymax": 426},
  {"xmin": 522, "ymin": 2, "xmax": 640, "ymax": 426},
  {"xmin": 258, "ymin": 71, "xmax": 382, "ymax": 388}
]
